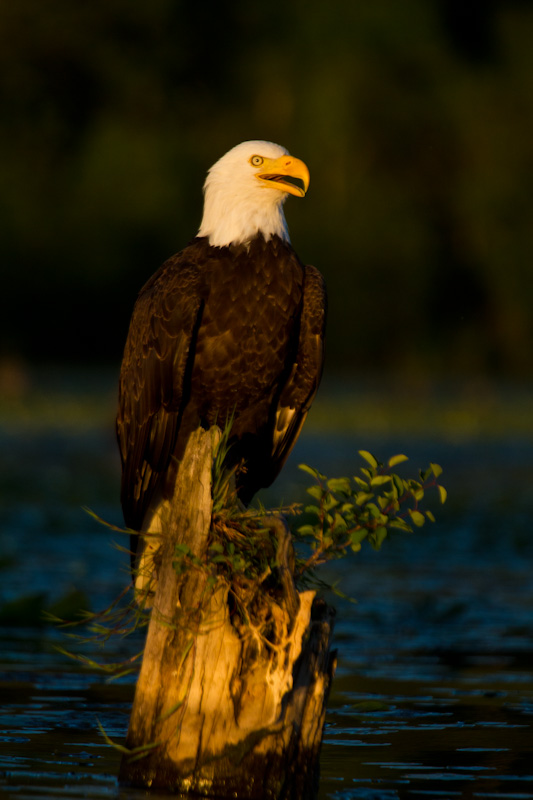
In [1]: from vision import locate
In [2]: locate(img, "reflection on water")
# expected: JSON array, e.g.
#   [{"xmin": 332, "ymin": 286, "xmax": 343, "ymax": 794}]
[{"xmin": 1, "ymin": 374, "xmax": 533, "ymax": 799}]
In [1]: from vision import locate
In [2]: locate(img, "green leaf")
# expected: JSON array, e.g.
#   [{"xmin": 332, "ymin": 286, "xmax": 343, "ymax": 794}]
[
  {"xmin": 388, "ymin": 518, "xmax": 412, "ymax": 532},
  {"xmin": 354, "ymin": 491, "xmax": 374, "ymax": 506},
  {"xmin": 306, "ymin": 484, "xmax": 324, "ymax": 500},
  {"xmin": 327, "ymin": 477, "xmax": 352, "ymax": 494},
  {"xmin": 369, "ymin": 526, "xmax": 388, "ymax": 550},
  {"xmin": 366, "ymin": 503, "xmax": 385, "ymax": 521},
  {"xmin": 323, "ymin": 493, "xmax": 340, "ymax": 511},
  {"xmin": 408, "ymin": 481, "xmax": 424, "ymax": 501},
  {"xmin": 370, "ymin": 475, "xmax": 392, "ymax": 487},
  {"xmin": 425, "ymin": 510, "xmax": 436, "ymax": 522},
  {"xmin": 332, "ymin": 512, "xmax": 347, "ymax": 534},
  {"xmin": 438, "ymin": 485, "xmax": 448, "ymax": 504},
  {"xmin": 359, "ymin": 450, "xmax": 378, "ymax": 468},
  {"xmin": 430, "ymin": 463, "xmax": 443, "ymax": 478},
  {"xmin": 392, "ymin": 474, "xmax": 404, "ymax": 497},
  {"xmin": 388, "ymin": 454, "xmax": 409, "ymax": 468},
  {"xmin": 350, "ymin": 528, "xmax": 368, "ymax": 546},
  {"xmin": 408, "ymin": 509, "xmax": 426, "ymax": 527},
  {"xmin": 296, "ymin": 524, "xmax": 317, "ymax": 537},
  {"xmin": 299, "ymin": 463, "xmax": 323, "ymax": 479}
]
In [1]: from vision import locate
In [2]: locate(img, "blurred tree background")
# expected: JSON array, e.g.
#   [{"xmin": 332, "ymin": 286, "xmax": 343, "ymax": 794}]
[{"xmin": 1, "ymin": 0, "xmax": 533, "ymax": 378}]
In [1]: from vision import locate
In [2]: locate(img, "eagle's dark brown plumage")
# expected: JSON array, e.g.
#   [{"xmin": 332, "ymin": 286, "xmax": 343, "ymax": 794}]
[
  {"xmin": 117, "ymin": 234, "xmax": 326, "ymax": 530},
  {"xmin": 116, "ymin": 141, "xmax": 326, "ymax": 585}
]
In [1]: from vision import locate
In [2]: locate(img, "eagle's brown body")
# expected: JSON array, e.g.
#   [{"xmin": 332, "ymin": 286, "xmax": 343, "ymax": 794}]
[{"xmin": 117, "ymin": 234, "xmax": 327, "ymax": 537}]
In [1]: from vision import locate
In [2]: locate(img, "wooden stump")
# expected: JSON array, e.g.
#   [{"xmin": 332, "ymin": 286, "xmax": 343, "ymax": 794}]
[{"xmin": 119, "ymin": 426, "xmax": 336, "ymax": 799}]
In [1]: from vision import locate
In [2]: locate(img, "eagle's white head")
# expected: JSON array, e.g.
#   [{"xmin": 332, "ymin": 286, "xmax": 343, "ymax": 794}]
[{"xmin": 198, "ymin": 140, "xmax": 310, "ymax": 248}]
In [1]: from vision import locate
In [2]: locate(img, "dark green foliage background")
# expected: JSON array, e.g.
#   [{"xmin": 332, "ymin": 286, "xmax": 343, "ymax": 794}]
[{"xmin": 2, "ymin": 0, "xmax": 532, "ymax": 375}]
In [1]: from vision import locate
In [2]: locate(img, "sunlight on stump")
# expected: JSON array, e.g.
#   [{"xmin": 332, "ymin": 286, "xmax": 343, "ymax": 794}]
[{"xmin": 119, "ymin": 426, "xmax": 336, "ymax": 799}]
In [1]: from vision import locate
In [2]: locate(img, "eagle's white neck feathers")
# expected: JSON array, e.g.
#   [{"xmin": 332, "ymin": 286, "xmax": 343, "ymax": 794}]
[{"xmin": 198, "ymin": 140, "xmax": 291, "ymax": 248}]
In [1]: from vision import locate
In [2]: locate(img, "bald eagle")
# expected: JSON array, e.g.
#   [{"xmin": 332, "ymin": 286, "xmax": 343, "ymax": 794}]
[{"xmin": 116, "ymin": 140, "xmax": 327, "ymax": 594}]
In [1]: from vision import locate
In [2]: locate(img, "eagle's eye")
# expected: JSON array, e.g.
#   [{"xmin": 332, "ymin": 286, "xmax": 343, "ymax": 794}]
[{"xmin": 250, "ymin": 155, "xmax": 264, "ymax": 167}]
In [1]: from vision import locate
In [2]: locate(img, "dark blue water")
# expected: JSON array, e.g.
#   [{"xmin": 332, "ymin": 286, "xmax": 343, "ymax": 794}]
[{"xmin": 1, "ymin": 373, "xmax": 533, "ymax": 799}]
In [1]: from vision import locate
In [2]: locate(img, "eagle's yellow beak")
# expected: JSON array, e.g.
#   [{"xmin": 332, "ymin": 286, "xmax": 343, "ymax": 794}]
[{"xmin": 255, "ymin": 154, "xmax": 310, "ymax": 197}]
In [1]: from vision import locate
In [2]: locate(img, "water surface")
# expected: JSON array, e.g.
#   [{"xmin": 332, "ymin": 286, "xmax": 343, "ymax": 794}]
[{"xmin": 1, "ymin": 372, "xmax": 533, "ymax": 799}]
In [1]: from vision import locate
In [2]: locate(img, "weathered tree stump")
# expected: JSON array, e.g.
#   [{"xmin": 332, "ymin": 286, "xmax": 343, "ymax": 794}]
[{"xmin": 119, "ymin": 426, "xmax": 336, "ymax": 799}]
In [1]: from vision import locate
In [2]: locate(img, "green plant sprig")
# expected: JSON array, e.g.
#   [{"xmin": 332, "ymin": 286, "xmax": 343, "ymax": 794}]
[
  {"xmin": 55, "ymin": 445, "xmax": 445, "ymax": 679},
  {"xmin": 293, "ymin": 450, "xmax": 446, "ymax": 578}
]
